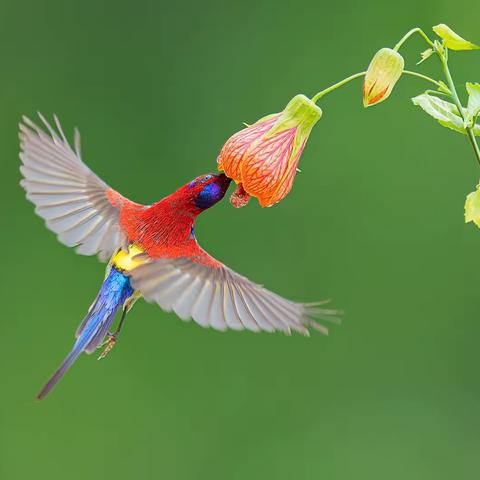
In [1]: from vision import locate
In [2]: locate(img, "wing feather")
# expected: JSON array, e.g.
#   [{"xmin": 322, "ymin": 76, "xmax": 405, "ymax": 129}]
[
  {"xmin": 20, "ymin": 114, "xmax": 128, "ymax": 261},
  {"xmin": 228, "ymin": 280, "xmax": 261, "ymax": 332},
  {"xmin": 173, "ymin": 268, "xmax": 209, "ymax": 321},
  {"xmin": 190, "ymin": 275, "xmax": 215, "ymax": 328},
  {"xmin": 222, "ymin": 280, "xmax": 245, "ymax": 330},
  {"xmin": 207, "ymin": 271, "xmax": 228, "ymax": 331},
  {"xmin": 129, "ymin": 258, "xmax": 339, "ymax": 335}
]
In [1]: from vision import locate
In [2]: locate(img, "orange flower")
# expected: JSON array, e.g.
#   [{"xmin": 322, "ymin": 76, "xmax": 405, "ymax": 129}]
[{"xmin": 217, "ymin": 94, "xmax": 322, "ymax": 207}]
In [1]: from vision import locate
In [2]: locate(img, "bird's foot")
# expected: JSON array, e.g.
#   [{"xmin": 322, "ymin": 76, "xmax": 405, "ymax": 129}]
[{"xmin": 98, "ymin": 334, "xmax": 118, "ymax": 360}]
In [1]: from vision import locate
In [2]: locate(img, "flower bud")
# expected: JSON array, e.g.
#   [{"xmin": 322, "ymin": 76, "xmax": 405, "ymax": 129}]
[{"xmin": 363, "ymin": 48, "xmax": 404, "ymax": 107}]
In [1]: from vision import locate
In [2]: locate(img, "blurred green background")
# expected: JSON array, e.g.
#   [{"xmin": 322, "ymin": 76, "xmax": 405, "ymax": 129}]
[{"xmin": 1, "ymin": 0, "xmax": 479, "ymax": 478}]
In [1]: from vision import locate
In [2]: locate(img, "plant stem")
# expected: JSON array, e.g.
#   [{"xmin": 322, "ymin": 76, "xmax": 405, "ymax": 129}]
[
  {"xmin": 403, "ymin": 70, "xmax": 445, "ymax": 90},
  {"xmin": 394, "ymin": 27, "xmax": 435, "ymax": 51},
  {"xmin": 311, "ymin": 72, "xmax": 365, "ymax": 103},
  {"xmin": 311, "ymin": 70, "xmax": 443, "ymax": 105},
  {"xmin": 437, "ymin": 49, "xmax": 480, "ymax": 166},
  {"xmin": 466, "ymin": 129, "xmax": 480, "ymax": 167}
]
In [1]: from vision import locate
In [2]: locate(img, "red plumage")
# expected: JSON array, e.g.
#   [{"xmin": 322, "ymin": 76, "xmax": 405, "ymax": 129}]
[{"xmin": 107, "ymin": 178, "xmax": 228, "ymax": 267}]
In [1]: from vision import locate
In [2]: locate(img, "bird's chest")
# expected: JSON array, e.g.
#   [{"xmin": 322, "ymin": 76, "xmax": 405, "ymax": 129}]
[{"xmin": 123, "ymin": 210, "xmax": 196, "ymax": 259}]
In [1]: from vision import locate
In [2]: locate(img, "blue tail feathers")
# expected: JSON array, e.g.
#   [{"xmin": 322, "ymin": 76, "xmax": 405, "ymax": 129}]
[{"xmin": 37, "ymin": 267, "xmax": 134, "ymax": 400}]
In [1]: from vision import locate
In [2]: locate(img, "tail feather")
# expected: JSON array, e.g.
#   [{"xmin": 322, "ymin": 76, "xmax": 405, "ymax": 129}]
[
  {"xmin": 37, "ymin": 334, "xmax": 94, "ymax": 400},
  {"xmin": 74, "ymin": 304, "xmax": 95, "ymax": 339},
  {"xmin": 84, "ymin": 315, "xmax": 115, "ymax": 354},
  {"xmin": 37, "ymin": 267, "xmax": 134, "ymax": 400}
]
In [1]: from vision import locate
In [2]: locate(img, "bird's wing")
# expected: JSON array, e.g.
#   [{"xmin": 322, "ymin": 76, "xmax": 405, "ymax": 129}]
[
  {"xmin": 129, "ymin": 256, "xmax": 340, "ymax": 335},
  {"xmin": 20, "ymin": 114, "xmax": 128, "ymax": 261}
]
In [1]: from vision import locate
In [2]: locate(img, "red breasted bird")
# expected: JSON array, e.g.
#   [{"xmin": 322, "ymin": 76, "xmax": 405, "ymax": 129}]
[{"xmin": 20, "ymin": 114, "xmax": 338, "ymax": 399}]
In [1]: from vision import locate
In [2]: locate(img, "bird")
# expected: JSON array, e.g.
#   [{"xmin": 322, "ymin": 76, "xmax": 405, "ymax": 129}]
[{"xmin": 19, "ymin": 114, "xmax": 339, "ymax": 400}]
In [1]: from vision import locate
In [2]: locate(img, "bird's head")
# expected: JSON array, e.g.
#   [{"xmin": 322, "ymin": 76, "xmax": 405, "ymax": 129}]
[{"xmin": 172, "ymin": 173, "xmax": 232, "ymax": 213}]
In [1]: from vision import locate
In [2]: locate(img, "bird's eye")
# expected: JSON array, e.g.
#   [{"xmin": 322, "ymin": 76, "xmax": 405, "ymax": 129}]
[{"xmin": 202, "ymin": 174, "xmax": 213, "ymax": 182}]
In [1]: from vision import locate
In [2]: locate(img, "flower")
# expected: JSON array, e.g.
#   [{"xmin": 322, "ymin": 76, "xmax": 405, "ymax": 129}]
[
  {"xmin": 433, "ymin": 24, "xmax": 479, "ymax": 51},
  {"xmin": 363, "ymin": 48, "xmax": 404, "ymax": 107},
  {"xmin": 217, "ymin": 94, "xmax": 322, "ymax": 207},
  {"xmin": 465, "ymin": 187, "xmax": 480, "ymax": 227}
]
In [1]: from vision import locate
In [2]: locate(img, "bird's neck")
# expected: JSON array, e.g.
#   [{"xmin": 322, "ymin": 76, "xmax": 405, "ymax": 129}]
[{"xmin": 139, "ymin": 197, "xmax": 198, "ymax": 247}]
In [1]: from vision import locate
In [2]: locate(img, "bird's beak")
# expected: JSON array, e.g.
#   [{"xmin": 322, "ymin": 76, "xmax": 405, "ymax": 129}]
[{"xmin": 216, "ymin": 173, "xmax": 232, "ymax": 191}]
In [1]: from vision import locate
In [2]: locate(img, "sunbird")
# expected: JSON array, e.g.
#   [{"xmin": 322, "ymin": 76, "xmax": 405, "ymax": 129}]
[{"xmin": 20, "ymin": 114, "xmax": 338, "ymax": 400}]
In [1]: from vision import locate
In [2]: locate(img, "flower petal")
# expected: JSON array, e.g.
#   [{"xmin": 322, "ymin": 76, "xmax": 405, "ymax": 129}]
[
  {"xmin": 241, "ymin": 127, "xmax": 296, "ymax": 206},
  {"xmin": 217, "ymin": 115, "xmax": 279, "ymax": 181}
]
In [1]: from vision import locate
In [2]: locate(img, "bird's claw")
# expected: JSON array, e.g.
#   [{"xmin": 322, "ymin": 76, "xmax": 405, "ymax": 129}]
[{"xmin": 98, "ymin": 334, "xmax": 118, "ymax": 360}]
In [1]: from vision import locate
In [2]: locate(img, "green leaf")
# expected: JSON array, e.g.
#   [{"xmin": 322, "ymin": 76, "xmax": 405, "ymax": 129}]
[
  {"xmin": 412, "ymin": 93, "xmax": 466, "ymax": 134},
  {"xmin": 464, "ymin": 83, "xmax": 480, "ymax": 128},
  {"xmin": 432, "ymin": 24, "xmax": 480, "ymax": 51},
  {"xmin": 465, "ymin": 188, "xmax": 480, "ymax": 226},
  {"xmin": 412, "ymin": 92, "xmax": 480, "ymax": 136}
]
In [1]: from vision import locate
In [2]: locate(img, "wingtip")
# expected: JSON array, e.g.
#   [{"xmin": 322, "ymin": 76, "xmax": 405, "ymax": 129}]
[
  {"xmin": 302, "ymin": 301, "xmax": 343, "ymax": 335},
  {"xmin": 20, "ymin": 115, "xmax": 35, "ymax": 131},
  {"xmin": 309, "ymin": 321, "xmax": 329, "ymax": 335}
]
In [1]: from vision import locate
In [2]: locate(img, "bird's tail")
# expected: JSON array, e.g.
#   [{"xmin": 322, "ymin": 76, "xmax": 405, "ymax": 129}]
[{"xmin": 37, "ymin": 266, "xmax": 134, "ymax": 400}]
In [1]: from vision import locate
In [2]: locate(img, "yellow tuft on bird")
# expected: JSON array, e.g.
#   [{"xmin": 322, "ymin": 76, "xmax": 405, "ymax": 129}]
[{"xmin": 112, "ymin": 244, "xmax": 148, "ymax": 272}]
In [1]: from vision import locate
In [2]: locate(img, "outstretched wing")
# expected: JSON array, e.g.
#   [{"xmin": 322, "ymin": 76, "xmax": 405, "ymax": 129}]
[
  {"xmin": 129, "ymin": 257, "xmax": 340, "ymax": 335},
  {"xmin": 20, "ymin": 114, "xmax": 127, "ymax": 261}
]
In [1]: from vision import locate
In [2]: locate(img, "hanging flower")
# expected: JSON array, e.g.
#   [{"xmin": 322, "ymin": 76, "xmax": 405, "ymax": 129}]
[
  {"xmin": 217, "ymin": 94, "xmax": 322, "ymax": 207},
  {"xmin": 465, "ymin": 186, "xmax": 480, "ymax": 227},
  {"xmin": 363, "ymin": 48, "xmax": 404, "ymax": 107}
]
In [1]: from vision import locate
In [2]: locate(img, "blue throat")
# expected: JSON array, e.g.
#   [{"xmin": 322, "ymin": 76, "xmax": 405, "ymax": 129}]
[{"xmin": 195, "ymin": 183, "xmax": 223, "ymax": 209}]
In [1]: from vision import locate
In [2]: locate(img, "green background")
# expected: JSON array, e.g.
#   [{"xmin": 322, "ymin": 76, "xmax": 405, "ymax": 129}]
[{"xmin": 0, "ymin": 1, "xmax": 479, "ymax": 478}]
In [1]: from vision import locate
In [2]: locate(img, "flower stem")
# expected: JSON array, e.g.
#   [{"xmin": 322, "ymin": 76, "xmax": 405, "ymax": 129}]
[
  {"xmin": 311, "ymin": 72, "xmax": 365, "ymax": 103},
  {"xmin": 437, "ymin": 49, "xmax": 480, "ymax": 166},
  {"xmin": 466, "ymin": 129, "xmax": 480, "ymax": 167},
  {"xmin": 311, "ymin": 70, "xmax": 443, "ymax": 105},
  {"xmin": 393, "ymin": 27, "xmax": 435, "ymax": 51},
  {"xmin": 403, "ymin": 70, "xmax": 445, "ymax": 90}
]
